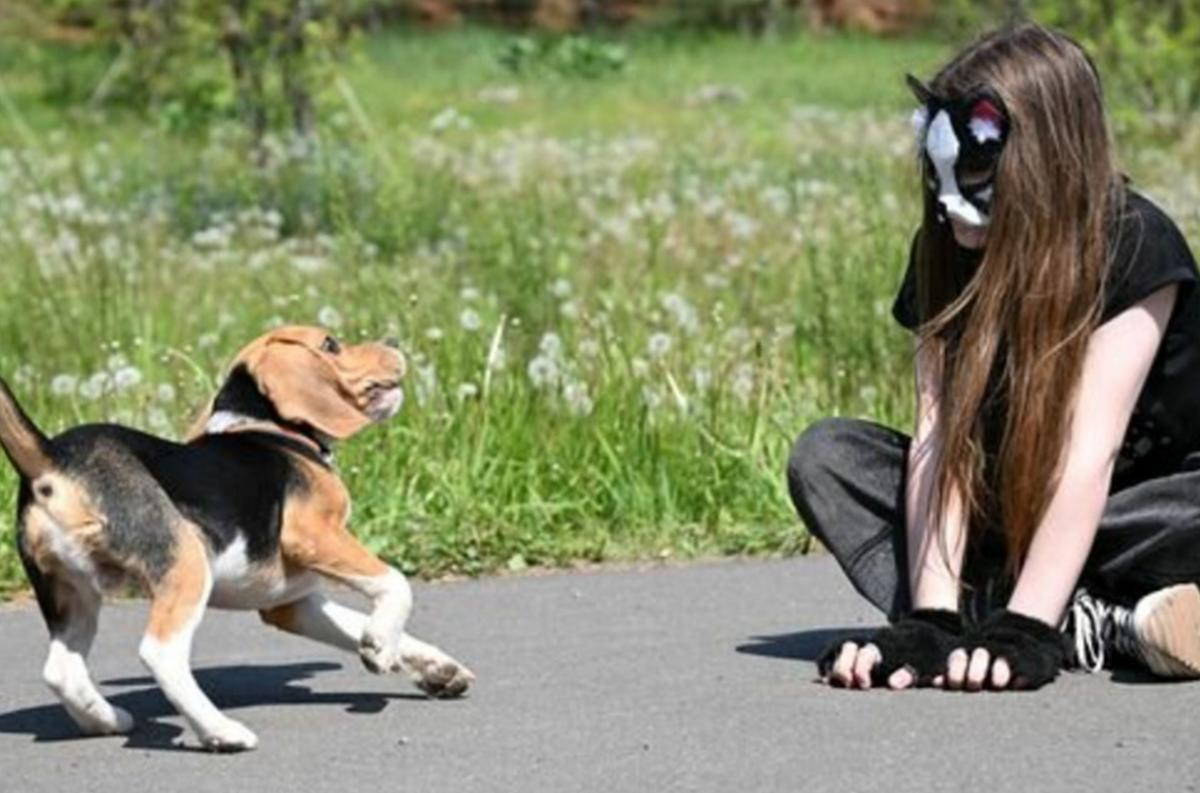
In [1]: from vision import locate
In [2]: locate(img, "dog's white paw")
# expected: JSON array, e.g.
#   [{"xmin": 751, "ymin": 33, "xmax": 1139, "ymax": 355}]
[
  {"xmin": 77, "ymin": 704, "xmax": 136, "ymax": 736},
  {"xmin": 199, "ymin": 718, "xmax": 259, "ymax": 752},
  {"xmin": 359, "ymin": 632, "xmax": 403, "ymax": 675},
  {"xmin": 107, "ymin": 706, "xmax": 136, "ymax": 735},
  {"xmin": 405, "ymin": 652, "xmax": 476, "ymax": 699}
]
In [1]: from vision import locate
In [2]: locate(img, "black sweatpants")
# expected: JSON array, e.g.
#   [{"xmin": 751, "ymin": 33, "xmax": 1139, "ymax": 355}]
[{"xmin": 786, "ymin": 417, "xmax": 1200, "ymax": 623}]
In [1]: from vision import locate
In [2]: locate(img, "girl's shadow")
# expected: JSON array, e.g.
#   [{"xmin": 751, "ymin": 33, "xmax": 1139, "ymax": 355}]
[{"xmin": 0, "ymin": 661, "xmax": 431, "ymax": 752}]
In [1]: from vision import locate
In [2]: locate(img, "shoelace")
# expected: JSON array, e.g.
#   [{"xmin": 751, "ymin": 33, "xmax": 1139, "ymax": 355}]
[{"xmin": 1070, "ymin": 590, "xmax": 1141, "ymax": 673}]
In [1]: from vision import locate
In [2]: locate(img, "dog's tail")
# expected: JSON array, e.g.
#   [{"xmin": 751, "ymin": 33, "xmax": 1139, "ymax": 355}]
[{"xmin": 0, "ymin": 377, "xmax": 53, "ymax": 480}]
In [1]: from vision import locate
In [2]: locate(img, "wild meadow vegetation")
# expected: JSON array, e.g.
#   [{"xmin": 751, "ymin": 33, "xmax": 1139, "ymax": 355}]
[{"xmin": 0, "ymin": 24, "xmax": 1197, "ymax": 595}]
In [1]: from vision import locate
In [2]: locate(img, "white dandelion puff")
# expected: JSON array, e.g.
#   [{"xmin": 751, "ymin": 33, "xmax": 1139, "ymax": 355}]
[
  {"xmin": 113, "ymin": 366, "xmax": 143, "ymax": 391},
  {"xmin": 317, "ymin": 305, "xmax": 343, "ymax": 329},
  {"xmin": 147, "ymin": 408, "xmax": 171, "ymax": 432},
  {"xmin": 80, "ymin": 372, "xmax": 111, "ymax": 401},
  {"xmin": 51, "ymin": 374, "xmax": 78, "ymax": 397},
  {"xmin": 647, "ymin": 332, "xmax": 673, "ymax": 359},
  {"xmin": 563, "ymin": 381, "xmax": 594, "ymax": 417},
  {"xmin": 538, "ymin": 332, "xmax": 564, "ymax": 360},
  {"xmin": 577, "ymin": 338, "xmax": 602, "ymax": 359},
  {"xmin": 527, "ymin": 355, "xmax": 560, "ymax": 390},
  {"xmin": 661, "ymin": 293, "xmax": 699, "ymax": 335},
  {"xmin": 459, "ymin": 308, "xmax": 482, "ymax": 332}
]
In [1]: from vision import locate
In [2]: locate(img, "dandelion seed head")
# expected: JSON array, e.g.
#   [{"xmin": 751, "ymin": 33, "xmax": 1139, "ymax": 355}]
[
  {"xmin": 647, "ymin": 332, "xmax": 673, "ymax": 359},
  {"xmin": 317, "ymin": 305, "xmax": 343, "ymax": 329},
  {"xmin": 527, "ymin": 355, "xmax": 560, "ymax": 390},
  {"xmin": 563, "ymin": 380, "xmax": 594, "ymax": 417},
  {"xmin": 113, "ymin": 366, "xmax": 143, "ymax": 391},
  {"xmin": 538, "ymin": 333, "xmax": 564, "ymax": 360},
  {"xmin": 459, "ymin": 308, "xmax": 482, "ymax": 332},
  {"xmin": 51, "ymin": 374, "xmax": 78, "ymax": 397}
]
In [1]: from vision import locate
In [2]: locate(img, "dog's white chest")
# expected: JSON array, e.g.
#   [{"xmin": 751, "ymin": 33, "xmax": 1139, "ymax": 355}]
[{"xmin": 207, "ymin": 537, "xmax": 316, "ymax": 610}]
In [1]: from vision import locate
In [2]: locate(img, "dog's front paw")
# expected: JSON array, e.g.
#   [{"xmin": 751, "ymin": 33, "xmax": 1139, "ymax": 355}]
[
  {"xmin": 199, "ymin": 717, "xmax": 259, "ymax": 752},
  {"xmin": 108, "ymin": 706, "xmax": 136, "ymax": 735},
  {"xmin": 359, "ymin": 631, "xmax": 402, "ymax": 675},
  {"xmin": 405, "ymin": 653, "xmax": 476, "ymax": 699},
  {"xmin": 77, "ymin": 704, "xmax": 136, "ymax": 736}
]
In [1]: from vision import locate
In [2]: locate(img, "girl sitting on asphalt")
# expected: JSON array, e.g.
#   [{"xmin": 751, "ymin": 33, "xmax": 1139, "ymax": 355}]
[{"xmin": 788, "ymin": 22, "xmax": 1200, "ymax": 691}]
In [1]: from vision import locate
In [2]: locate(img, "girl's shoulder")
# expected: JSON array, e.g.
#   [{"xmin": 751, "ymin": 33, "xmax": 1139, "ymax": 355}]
[
  {"xmin": 1116, "ymin": 189, "xmax": 1191, "ymax": 239},
  {"xmin": 1102, "ymin": 188, "xmax": 1199, "ymax": 323}
]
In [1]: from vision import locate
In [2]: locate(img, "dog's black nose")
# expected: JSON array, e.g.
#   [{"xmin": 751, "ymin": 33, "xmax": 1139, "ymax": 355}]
[{"xmin": 383, "ymin": 336, "xmax": 401, "ymax": 349}]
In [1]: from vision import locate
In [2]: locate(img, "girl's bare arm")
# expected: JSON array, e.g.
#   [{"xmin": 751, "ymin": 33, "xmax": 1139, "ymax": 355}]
[
  {"xmin": 907, "ymin": 337, "xmax": 969, "ymax": 612},
  {"xmin": 946, "ymin": 284, "xmax": 1177, "ymax": 690},
  {"xmin": 1006, "ymin": 284, "xmax": 1178, "ymax": 624}
]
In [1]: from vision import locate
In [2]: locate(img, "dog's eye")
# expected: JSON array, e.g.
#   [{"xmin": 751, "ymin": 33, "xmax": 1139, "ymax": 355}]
[{"xmin": 320, "ymin": 336, "xmax": 342, "ymax": 355}]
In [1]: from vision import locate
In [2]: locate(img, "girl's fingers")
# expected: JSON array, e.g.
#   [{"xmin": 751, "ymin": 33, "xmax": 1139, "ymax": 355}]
[
  {"xmin": 853, "ymin": 643, "xmax": 881, "ymax": 689},
  {"xmin": 990, "ymin": 657, "xmax": 1012, "ymax": 689},
  {"xmin": 966, "ymin": 647, "xmax": 991, "ymax": 691},
  {"xmin": 946, "ymin": 648, "xmax": 969, "ymax": 689},
  {"xmin": 888, "ymin": 667, "xmax": 915, "ymax": 690},
  {"xmin": 932, "ymin": 674, "xmax": 945, "ymax": 688},
  {"xmin": 829, "ymin": 642, "xmax": 859, "ymax": 687}
]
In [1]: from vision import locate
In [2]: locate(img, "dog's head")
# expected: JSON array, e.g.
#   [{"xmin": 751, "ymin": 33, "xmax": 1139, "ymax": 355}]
[{"xmin": 197, "ymin": 325, "xmax": 406, "ymax": 442}]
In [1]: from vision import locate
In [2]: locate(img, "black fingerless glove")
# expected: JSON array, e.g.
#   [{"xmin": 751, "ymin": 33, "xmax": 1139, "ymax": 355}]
[
  {"xmin": 818, "ymin": 608, "xmax": 964, "ymax": 686},
  {"xmin": 966, "ymin": 609, "xmax": 1067, "ymax": 690}
]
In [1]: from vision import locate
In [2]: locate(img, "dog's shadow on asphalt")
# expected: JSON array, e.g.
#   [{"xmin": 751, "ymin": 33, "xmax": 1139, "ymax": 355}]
[
  {"xmin": 0, "ymin": 661, "xmax": 430, "ymax": 752},
  {"xmin": 736, "ymin": 628, "xmax": 863, "ymax": 664}
]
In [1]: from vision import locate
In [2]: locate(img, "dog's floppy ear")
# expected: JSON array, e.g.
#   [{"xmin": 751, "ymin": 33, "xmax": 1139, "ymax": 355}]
[{"xmin": 244, "ymin": 340, "xmax": 372, "ymax": 440}]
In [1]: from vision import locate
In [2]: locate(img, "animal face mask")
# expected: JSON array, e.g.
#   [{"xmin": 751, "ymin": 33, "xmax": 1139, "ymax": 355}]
[{"xmin": 907, "ymin": 74, "xmax": 1009, "ymax": 229}]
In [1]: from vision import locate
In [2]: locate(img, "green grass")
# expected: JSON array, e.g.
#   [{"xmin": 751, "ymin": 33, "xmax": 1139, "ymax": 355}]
[{"xmin": 0, "ymin": 27, "xmax": 1196, "ymax": 596}]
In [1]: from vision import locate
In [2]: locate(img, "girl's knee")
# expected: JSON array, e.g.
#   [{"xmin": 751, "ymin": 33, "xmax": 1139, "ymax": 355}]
[{"xmin": 787, "ymin": 417, "xmax": 859, "ymax": 491}]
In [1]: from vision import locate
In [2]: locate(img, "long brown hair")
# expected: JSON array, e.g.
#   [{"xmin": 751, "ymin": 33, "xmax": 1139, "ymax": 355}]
[{"xmin": 914, "ymin": 24, "xmax": 1123, "ymax": 572}]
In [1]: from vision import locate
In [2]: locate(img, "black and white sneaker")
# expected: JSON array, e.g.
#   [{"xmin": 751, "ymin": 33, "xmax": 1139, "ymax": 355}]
[{"xmin": 1069, "ymin": 585, "xmax": 1200, "ymax": 678}]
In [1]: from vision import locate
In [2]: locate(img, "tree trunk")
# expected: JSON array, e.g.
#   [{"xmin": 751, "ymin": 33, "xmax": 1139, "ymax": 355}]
[
  {"xmin": 220, "ymin": 2, "xmax": 269, "ymax": 166},
  {"xmin": 281, "ymin": 0, "xmax": 317, "ymax": 145}
]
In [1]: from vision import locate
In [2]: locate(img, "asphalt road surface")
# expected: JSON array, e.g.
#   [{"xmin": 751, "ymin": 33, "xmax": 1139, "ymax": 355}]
[{"xmin": 2, "ymin": 556, "xmax": 1198, "ymax": 792}]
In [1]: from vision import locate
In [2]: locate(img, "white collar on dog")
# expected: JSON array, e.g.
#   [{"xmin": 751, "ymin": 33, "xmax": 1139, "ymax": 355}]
[{"xmin": 203, "ymin": 411, "xmax": 333, "ymax": 465}]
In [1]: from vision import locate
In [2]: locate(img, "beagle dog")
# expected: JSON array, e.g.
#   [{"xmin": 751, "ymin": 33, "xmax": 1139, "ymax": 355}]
[{"xmin": 0, "ymin": 326, "xmax": 473, "ymax": 751}]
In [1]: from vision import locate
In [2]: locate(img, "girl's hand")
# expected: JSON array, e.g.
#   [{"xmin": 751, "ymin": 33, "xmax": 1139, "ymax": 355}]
[
  {"xmin": 941, "ymin": 647, "xmax": 1015, "ymax": 690},
  {"xmin": 941, "ymin": 610, "xmax": 1066, "ymax": 691},
  {"xmin": 818, "ymin": 609, "xmax": 964, "ymax": 690}
]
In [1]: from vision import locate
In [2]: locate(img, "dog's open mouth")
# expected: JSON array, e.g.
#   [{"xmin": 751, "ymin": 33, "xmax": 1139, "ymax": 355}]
[{"xmin": 364, "ymin": 382, "xmax": 404, "ymax": 421}]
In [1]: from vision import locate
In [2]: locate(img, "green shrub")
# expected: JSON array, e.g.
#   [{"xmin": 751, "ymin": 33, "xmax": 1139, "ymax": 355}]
[{"xmin": 498, "ymin": 34, "xmax": 628, "ymax": 78}]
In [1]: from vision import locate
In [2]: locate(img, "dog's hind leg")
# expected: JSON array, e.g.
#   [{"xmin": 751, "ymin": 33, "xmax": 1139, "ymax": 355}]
[
  {"xmin": 139, "ymin": 522, "xmax": 257, "ymax": 752},
  {"xmin": 41, "ymin": 585, "xmax": 136, "ymax": 735},
  {"xmin": 19, "ymin": 510, "xmax": 134, "ymax": 736},
  {"xmin": 260, "ymin": 592, "xmax": 475, "ymax": 698}
]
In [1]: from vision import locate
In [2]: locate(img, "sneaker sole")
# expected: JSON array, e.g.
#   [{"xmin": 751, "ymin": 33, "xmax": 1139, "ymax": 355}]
[{"xmin": 1135, "ymin": 583, "xmax": 1200, "ymax": 679}]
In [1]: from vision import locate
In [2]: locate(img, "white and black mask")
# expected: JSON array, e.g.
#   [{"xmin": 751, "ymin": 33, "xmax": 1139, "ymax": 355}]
[{"xmin": 907, "ymin": 74, "xmax": 1009, "ymax": 229}]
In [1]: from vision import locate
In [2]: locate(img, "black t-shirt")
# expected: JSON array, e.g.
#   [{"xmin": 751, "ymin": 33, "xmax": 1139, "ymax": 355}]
[{"xmin": 891, "ymin": 190, "xmax": 1200, "ymax": 491}]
